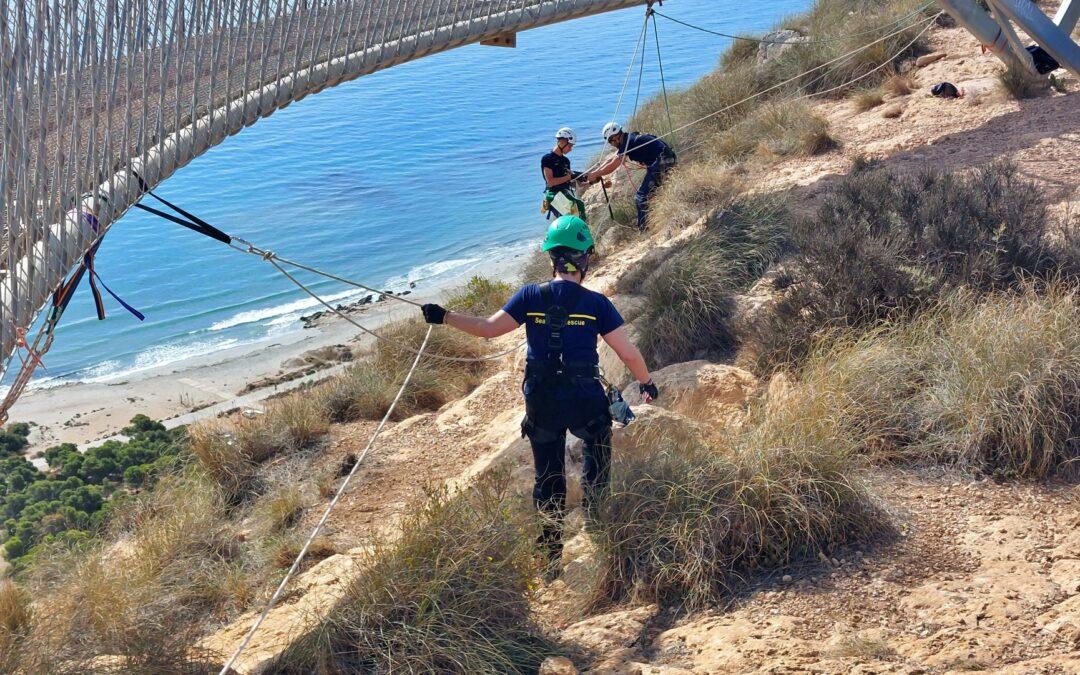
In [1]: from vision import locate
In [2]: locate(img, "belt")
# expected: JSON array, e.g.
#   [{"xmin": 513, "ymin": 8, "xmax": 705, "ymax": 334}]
[{"xmin": 525, "ymin": 360, "xmax": 599, "ymax": 380}]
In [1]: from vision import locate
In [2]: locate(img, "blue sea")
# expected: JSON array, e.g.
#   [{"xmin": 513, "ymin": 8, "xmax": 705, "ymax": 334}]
[{"xmin": 20, "ymin": 0, "xmax": 808, "ymax": 386}]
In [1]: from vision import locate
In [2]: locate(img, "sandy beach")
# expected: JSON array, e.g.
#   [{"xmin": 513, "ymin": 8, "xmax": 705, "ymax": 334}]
[{"xmin": 8, "ymin": 253, "xmax": 531, "ymax": 454}]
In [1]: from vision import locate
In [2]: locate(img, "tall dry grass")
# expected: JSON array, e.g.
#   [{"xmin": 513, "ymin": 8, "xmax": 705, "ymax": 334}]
[
  {"xmin": 629, "ymin": 0, "xmax": 931, "ymax": 161},
  {"xmin": 633, "ymin": 195, "xmax": 790, "ymax": 367},
  {"xmin": 271, "ymin": 474, "xmax": 554, "ymax": 674},
  {"xmin": 590, "ymin": 378, "xmax": 886, "ymax": 609},
  {"xmin": 796, "ymin": 284, "xmax": 1080, "ymax": 479}
]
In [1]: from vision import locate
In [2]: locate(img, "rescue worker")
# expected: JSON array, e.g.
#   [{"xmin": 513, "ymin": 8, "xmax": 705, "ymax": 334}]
[
  {"xmin": 583, "ymin": 121, "xmax": 677, "ymax": 231},
  {"xmin": 420, "ymin": 215, "xmax": 659, "ymax": 575},
  {"xmin": 541, "ymin": 127, "xmax": 590, "ymax": 220}
]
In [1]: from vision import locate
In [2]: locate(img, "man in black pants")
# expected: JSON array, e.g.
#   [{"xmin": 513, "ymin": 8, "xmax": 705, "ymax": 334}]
[
  {"xmin": 421, "ymin": 215, "xmax": 658, "ymax": 576},
  {"xmin": 585, "ymin": 121, "xmax": 677, "ymax": 231}
]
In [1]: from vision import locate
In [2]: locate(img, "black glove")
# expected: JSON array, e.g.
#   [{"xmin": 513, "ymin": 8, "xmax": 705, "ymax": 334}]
[
  {"xmin": 421, "ymin": 303, "xmax": 447, "ymax": 325},
  {"xmin": 639, "ymin": 380, "xmax": 659, "ymax": 401}
]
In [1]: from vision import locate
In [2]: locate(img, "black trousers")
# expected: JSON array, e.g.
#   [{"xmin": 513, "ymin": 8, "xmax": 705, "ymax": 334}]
[{"xmin": 521, "ymin": 376, "xmax": 612, "ymax": 558}]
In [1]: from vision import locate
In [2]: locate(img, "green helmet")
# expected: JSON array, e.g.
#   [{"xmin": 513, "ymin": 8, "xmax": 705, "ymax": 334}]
[{"xmin": 542, "ymin": 215, "xmax": 594, "ymax": 252}]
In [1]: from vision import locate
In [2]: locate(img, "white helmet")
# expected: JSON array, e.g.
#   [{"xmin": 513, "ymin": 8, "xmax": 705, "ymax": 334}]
[
  {"xmin": 555, "ymin": 127, "xmax": 577, "ymax": 144},
  {"xmin": 602, "ymin": 121, "xmax": 625, "ymax": 141}
]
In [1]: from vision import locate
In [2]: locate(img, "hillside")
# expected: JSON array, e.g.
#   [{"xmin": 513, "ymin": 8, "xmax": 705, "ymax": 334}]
[{"xmin": 2, "ymin": 2, "xmax": 1078, "ymax": 673}]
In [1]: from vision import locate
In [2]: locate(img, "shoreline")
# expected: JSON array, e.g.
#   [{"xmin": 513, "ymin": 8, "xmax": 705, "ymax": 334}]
[{"xmin": 9, "ymin": 250, "xmax": 532, "ymax": 454}]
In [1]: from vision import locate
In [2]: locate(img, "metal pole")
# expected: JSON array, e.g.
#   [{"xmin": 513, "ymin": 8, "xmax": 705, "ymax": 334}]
[
  {"xmin": 993, "ymin": 0, "xmax": 1080, "ymax": 77},
  {"xmin": 934, "ymin": 0, "xmax": 1032, "ymax": 71},
  {"xmin": 1055, "ymin": 0, "xmax": 1079, "ymax": 35}
]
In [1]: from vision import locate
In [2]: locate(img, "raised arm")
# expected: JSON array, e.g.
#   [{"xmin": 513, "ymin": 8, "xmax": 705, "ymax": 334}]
[
  {"xmin": 588, "ymin": 152, "xmax": 625, "ymax": 180},
  {"xmin": 445, "ymin": 309, "xmax": 519, "ymax": 339}
]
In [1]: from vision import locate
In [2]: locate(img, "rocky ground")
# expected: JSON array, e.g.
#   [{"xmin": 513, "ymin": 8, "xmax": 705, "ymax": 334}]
[{"xmin": 200, "ymin": 15, "xmax": 1079, "ymax": 675}]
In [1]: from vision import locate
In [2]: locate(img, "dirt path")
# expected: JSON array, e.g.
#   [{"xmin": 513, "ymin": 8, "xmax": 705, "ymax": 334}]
[{"xmin": 557, "ymin": 469, "xmax": 1080, "ymax": 674}]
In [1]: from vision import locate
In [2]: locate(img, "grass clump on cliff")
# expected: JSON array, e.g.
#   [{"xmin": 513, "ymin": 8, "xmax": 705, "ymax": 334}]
[
  {"xmin": 743, "ymin": 162, "xmax": 1076, "ymax": 372},
  {"xmin": 630, "ymin": 0, "xmax": 931, "ymax": 160},
  {"xmin": 589, "ymin": 387, "xmax": 885, "ymax": 610},
  {"xmin": 629, "ymin": 195, "xmax": 789, "ymax": 368},
  {"xmin": 271, "ymin": 473, "xmax": 555, "ymax": 674},
  {"xmin": 794, "ymin": 284, "xmax": 1080, "ymax": 480},
  {"xmin": 318, "ymin": 277, "xmax": 508, "ymax": 424}
]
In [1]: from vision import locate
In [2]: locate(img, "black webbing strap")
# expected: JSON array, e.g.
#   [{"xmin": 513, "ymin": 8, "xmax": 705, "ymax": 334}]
[
  {"xmin": 131, "ymin": 171, "xmax": 231, "ymax": 244},
  {"xmin": 540, "ymin": 281, "xmax": 584, "ymax": 371}
]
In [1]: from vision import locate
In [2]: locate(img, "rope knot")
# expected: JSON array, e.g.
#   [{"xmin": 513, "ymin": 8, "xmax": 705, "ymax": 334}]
[{"xmin": 261, "ymin": 250, "xmax": 275, "ymax": 261}]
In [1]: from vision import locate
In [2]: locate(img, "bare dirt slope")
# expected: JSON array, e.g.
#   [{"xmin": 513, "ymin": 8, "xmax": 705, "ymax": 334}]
[
  {"xmin": 559, "ymin": 471, "xmax": 1079, "ymax": 674},
  {"xmin": 202, "ymin": 18, "xmax": 1078, "ymax": 674}
]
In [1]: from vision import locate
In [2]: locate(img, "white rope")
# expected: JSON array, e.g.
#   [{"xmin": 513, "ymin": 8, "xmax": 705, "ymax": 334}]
[
  {"xmin": 217, "ymin": 324, "xmax": 435, "ymax": 675},
  {"xmin": 262, "ymin": 252, "xmax": 526, "ymax": 363},
  {"xmin": 676, "ymin": 14, "xmax": 942, "ymax": 157},
  {"xmin": 579, "ymin": 11, "xmax": 938, "ymax": 176}
]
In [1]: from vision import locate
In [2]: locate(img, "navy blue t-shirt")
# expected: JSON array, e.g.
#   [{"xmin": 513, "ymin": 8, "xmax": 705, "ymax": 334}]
[
  {"xmin": 619, "ymin": 132, "xmax": 673, "ymax": 166},
  {"xmin": 503, "ymin": 280, "xmax": 624, "ymax": 365}
]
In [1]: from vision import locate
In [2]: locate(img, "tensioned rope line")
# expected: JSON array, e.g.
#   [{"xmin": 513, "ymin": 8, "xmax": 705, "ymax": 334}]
[
  {"xmin": 676, "ymin": 14, "xmax": 942, "ymax": 157},
  {"xmin": 217, "ymin": 324, "xmax": 434, "ymax": 675},
  {"xmin": 652, "ymin": 3, "xmax": 936, "ymax": 45},
  {"xmin": 578, "ymin": 11, "xmax": 938, "ymax": 177},
  {"xmin": 261, "ymin": 253, "xmax": 525, "ymax": 363}
]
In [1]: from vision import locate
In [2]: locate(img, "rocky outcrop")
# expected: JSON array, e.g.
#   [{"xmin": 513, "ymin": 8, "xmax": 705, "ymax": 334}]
[
  {"xmin": 622, "ymin": 360, "xmax": 756, "ymax": 424},
  {"xmin": 756, "ymin": 30, "xmax": 809, "ymax": 66}
]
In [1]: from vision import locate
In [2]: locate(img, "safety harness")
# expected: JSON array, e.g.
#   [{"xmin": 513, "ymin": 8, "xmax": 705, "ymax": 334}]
[{"xmin": 521, "ymin": 282, "xmax": 618, "ymax": 442}]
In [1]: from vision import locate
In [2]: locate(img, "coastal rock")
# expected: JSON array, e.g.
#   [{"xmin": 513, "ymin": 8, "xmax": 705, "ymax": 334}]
[
  {"xmin": 757, "ymin": 30, "xmax": 809, "ymax": 66},
  {"xmin": 915, "ymin": 51, "xmax": 946, "ymax": 68},
  {"xmin": 561, "ymin": 604, "xmax": 658, "ymax": 654},
  {"xmin": 539, "ymin": 656, "xmax": 579, "ymax": 675},
  {"xmin": 623, "ymin": 360, "xmax": 756, "ymax": 423}
]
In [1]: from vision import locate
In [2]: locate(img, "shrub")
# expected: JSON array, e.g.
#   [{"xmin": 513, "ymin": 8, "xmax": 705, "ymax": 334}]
[
  {"xmin": 997, "ymin": 62, "xmax": 1045, "ymax": 100},
  {"xmin": 590, "ymin": 382, "xmax": 886, "ymax": 609},
  {"xmin": 648, "ymin": 162, "xmax": 743, "ymax": 232},
  {"xmin": 711, "ymin": 101, "xmax": 836, "ymax": 162},
  {"xmin": 852, "ymin": 87, "xmax": 885, "ymax": 111},
  {"xmin": 635, "ymin": 195, "xmax": 790, "ymax": 367},
  {"xmin": 271, "ymin": 474, "xmax": 554, "ymax": 673},
  {"xmin": 446, "ymin": 276, "xmax": 513, "ymax": 316},
  {"xmin": 744, "ymin": 162, "xmax": 1071, "ymax": 372}
]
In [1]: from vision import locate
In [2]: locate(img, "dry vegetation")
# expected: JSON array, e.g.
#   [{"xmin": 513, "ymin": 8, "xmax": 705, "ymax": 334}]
[
  {"xmin": 2, "ymin": 0, "xmax": 1076, "ymax": 671},
  {"xmin": 271, "ymin": 474, "xmax": 555, "ymax": 674}
]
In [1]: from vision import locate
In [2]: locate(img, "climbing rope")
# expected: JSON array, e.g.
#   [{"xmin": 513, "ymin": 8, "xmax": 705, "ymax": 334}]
[
  {"xmin": 650, "ymin": 9, "xmax": 676, "ymax": 144},
  {"xmin": 217, "ymin": 325, "xmax": 434, "ymax": 675},
  {"xmin": 651, "ymin": 3, "xmax": 936, "ymax": 45},
  {"xmin": 579, "ymin": 11, "xmax": 939, "ymax": 176},
  {"xmin": 675, "ymin": 13, "xmax": 941, "ymax": 157}
]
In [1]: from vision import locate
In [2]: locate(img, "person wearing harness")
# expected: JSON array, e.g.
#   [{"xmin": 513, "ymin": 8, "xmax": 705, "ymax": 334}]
[
  {"xmin": 541, "ymin": 127, "xmax": 591, "ymax": 220},
  {"xmin": 583, "ymin": 121, "xmax": 677, "ymax": 231},
  {"xmin": 419, "ymin": 215, "xmax": 658, "ymax": 576}
]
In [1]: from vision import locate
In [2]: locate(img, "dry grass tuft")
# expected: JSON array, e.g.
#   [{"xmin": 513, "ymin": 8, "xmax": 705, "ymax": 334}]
[
  {"xmin": 711, "ymin": 101, "xmax": 837, "ymax": 162},
  {"xmin": 997, "ymin": 63, "xmax": 1046, "ymax": 100},
  {"xmin": 852, "ymin": 87, "xmax": 886, "ymax": 111},
  {"xmin": 271, "ymin": 473, "xmax": 555, "ymax": 673},
  {"xmin": 635, "ymin": 194, "xmax": 790, "ymax": 368},
  {"xmin": 590, "ymin": 377, "xmax": 887, "ymax": 609},
  {"xmin": 649, "ymin": 162, "xmax": 744, "ymax": 232},
  {"xmin": 883, "ymin": 71, "xmax": 915, "ymax": 97},
  {"xmin": 794, "ymin": 284, "xmax": 1080, "ymax": 480}
]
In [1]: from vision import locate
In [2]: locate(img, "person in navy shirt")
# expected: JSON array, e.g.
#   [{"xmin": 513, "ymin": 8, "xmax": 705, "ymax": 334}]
[
  {"xmin": 584, "ymin": 121, "xmax": 677, "ymax": 231},
  {"xmin": 422, "ymin": 216, "xmax": 658, "ymax": 576}
]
